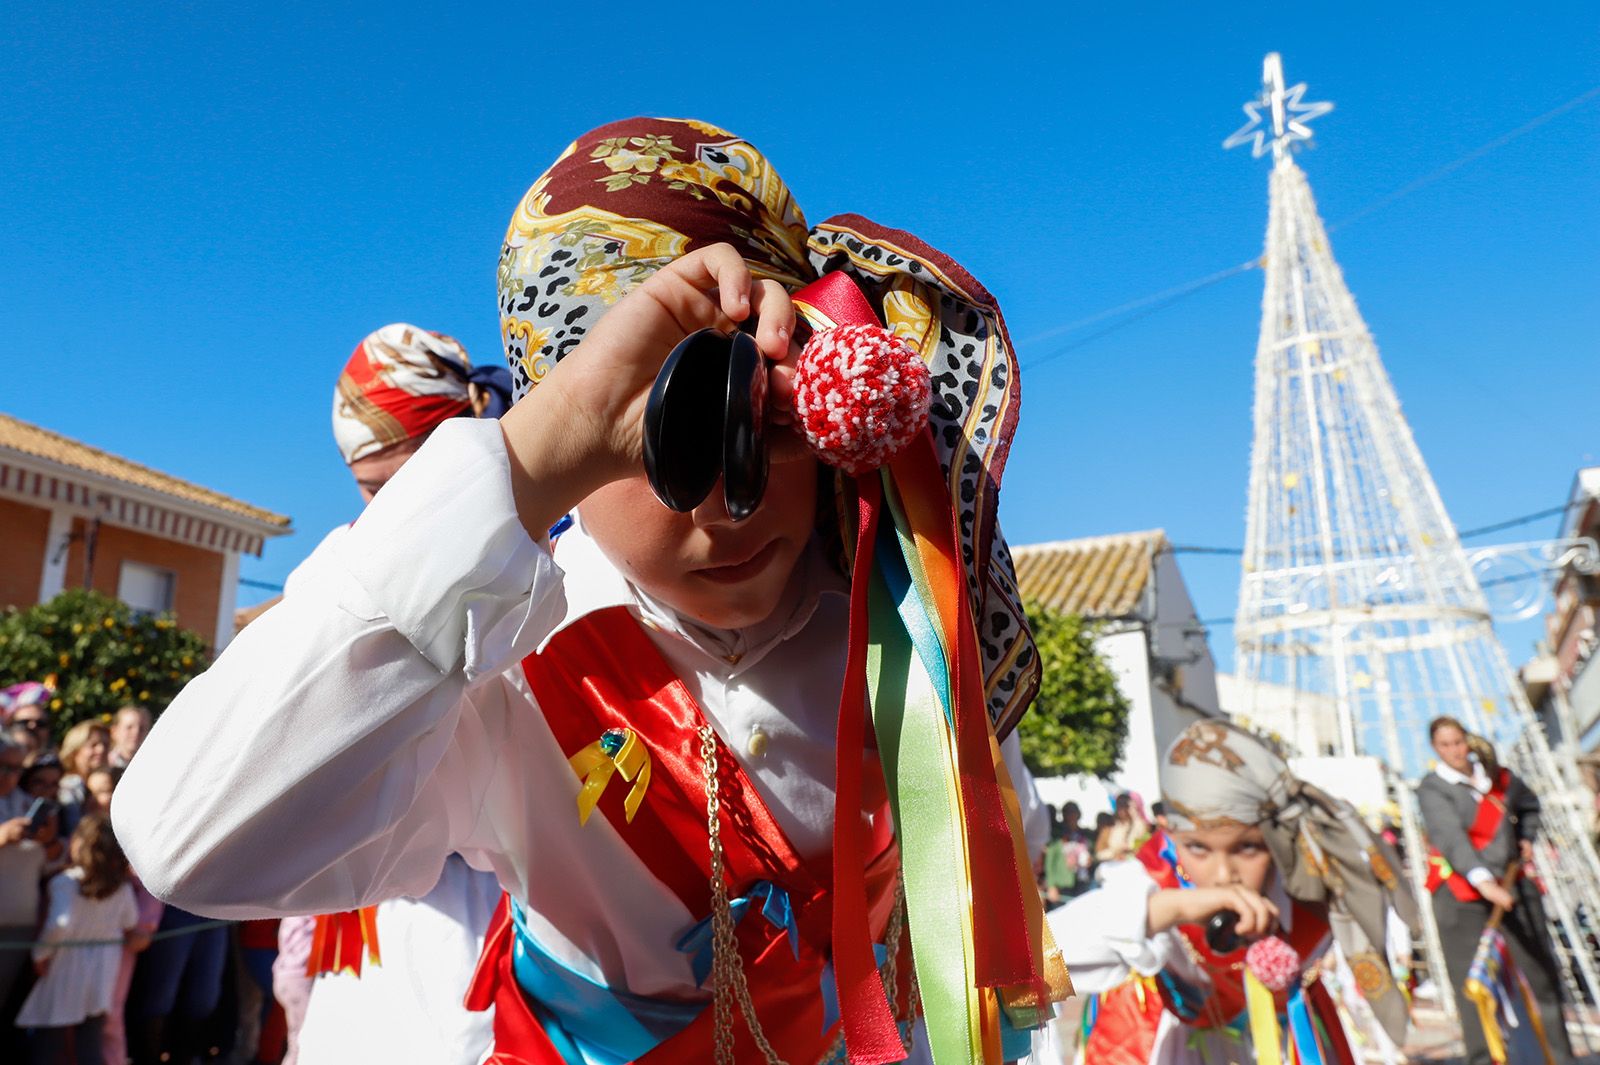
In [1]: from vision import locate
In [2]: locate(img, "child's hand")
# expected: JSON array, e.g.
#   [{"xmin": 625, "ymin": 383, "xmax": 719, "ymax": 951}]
[
  {"xmin": 1147, "ymin": 885, "xmax": 1280, "ymax": 939},
  {"xmin": 33, "ymin": 956, "xmax": 50, "ymax": 978},
  {"xmin": 501, "ymin": 243, "xmax": 796, "ymax": 536}
]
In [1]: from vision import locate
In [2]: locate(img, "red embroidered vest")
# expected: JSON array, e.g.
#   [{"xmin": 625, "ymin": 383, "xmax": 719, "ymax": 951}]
[{"xmin": 465, "ymin": 608, "xmax": 911, "ymax": 1064}]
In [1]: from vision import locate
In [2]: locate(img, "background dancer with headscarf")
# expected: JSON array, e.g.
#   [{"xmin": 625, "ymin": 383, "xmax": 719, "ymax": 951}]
[
  {"xmin": 255, "ymin": 323, "xmax": 509, "ymax": 1065},
  {"xmin": 116, "ymin": 118, "xmax": 1057, "ymax": 1065},
  {"xmin": 1049, "ymin": 720, "xmax": 1417, "ymax": 1064}
]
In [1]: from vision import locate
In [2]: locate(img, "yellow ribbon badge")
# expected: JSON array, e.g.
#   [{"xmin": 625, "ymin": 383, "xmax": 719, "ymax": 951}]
[{"xmin": 569, "ymin": 728, "xmax": 652, "ymax": 825}]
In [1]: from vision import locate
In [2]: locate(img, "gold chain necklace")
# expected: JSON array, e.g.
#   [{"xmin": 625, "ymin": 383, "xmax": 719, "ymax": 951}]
[{"xmin": 699, "ymin": 725, "xmax": 918, "ymax": 1065}]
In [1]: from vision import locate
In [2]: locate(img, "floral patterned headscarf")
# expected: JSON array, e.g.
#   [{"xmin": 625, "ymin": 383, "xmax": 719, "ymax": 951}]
[
  {"xmin": 1161, "ymin": 720, "xmax": 1419, "ymax": 1041},
  {"xmin": 498, "ymin": 117, "xmax": 1038, "ymax": 735},
  {"xmin": 332, "ymin": 324, "xmax": 513, "ymax": 464}
]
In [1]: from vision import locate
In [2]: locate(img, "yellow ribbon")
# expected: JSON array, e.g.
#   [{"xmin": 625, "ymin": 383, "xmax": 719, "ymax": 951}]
[
  {"xmin": 1465, "ymin": 977, "xmax": 1507, "ymax": 1064},
  {"xmin": 568, "ymin": 728, "xmax": 652, "ymax": 825},
  {"xmin": 1245, "ymin": 969, "xmax": 1284, "ymax": 1065}
]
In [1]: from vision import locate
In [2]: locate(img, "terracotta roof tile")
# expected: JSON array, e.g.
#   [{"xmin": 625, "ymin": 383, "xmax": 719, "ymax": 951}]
[
  {"xmin": 0, "ymin": 412, "xmax": 290, "ymax": 528},
  {"xmin": 1012, "ymin": 530, "xmax": 1167, "ymax": 618}
]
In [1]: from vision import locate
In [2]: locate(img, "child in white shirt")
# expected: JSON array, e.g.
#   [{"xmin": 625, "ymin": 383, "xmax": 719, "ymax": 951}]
[
  {"xmin": 18, "ymin": 814, "xmax": 140, "ymax": 1065},
  {"xmin": 115, "ymin": 117, "xmax": 1060, "ymax": 1065}
]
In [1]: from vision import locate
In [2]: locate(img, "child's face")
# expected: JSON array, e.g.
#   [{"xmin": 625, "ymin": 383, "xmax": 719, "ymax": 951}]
[
  {"xmin": 87, "ymin": 772, "xmax": 116, "ymax": 812},
  {"xmin": 581, "ymin": 455, "xmax": 820, "ymax": 630},
  {"xmin": 1171, "ymin": 823, "xmax": 1274, "ymax": 894},
  {"xmin": 26, "ymin": 768, "xmax": 60, "ymax": 799}
]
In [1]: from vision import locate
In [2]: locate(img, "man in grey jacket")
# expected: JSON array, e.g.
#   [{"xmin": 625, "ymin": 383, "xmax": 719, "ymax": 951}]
[{"xmin": 1416, "ymin": 716, "xmax": 1573, "ymax": 1064}]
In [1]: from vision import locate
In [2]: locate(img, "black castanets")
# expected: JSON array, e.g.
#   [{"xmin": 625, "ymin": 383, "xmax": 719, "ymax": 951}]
[{"xmin": 641, "ymin": 327, "xmax": 767, "ymax": 521}]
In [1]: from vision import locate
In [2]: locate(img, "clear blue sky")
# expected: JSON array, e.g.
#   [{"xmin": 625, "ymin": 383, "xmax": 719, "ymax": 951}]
[{"xmin": 4, "ymin": 2, "xmax": 1596, "ymax": 669}]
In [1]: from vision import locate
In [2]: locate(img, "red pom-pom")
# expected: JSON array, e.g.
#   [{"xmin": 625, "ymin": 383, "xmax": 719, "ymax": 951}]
[
  {"xmin": 1245, "ymin": 936, "xmax": 1302, "ymax": 992},
  {"xmin": 792, "ymin": 324, "xmax": 931, "ymax": 476}
]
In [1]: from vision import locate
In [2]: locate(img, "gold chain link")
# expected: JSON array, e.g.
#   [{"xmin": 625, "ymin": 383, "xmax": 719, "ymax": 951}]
[{"xmin": 699, "ymin": 725, "xmax": 917, "ymax": 1065}]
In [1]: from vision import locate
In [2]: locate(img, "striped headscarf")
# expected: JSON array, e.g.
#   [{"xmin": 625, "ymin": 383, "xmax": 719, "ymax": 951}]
[
  {"xmin": 332, "ymin": 323, "xmax": 512, "ymax": 464},
  {"xmin": 1161, "ymin": 720, "xmax": 1419, "ymax": 1042},
  {"xmin": 498, "ymin": 117, "xmax": 1038, "ymax": 736}
]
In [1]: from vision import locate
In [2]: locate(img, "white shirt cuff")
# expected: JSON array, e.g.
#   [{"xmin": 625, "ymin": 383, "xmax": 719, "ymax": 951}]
[
  {"xmin": 336, "ymin": 419, "xmax": 561, "ymax": 675},
  {"xmin": 1465, "ymin": 867, "xmax": 1496, "ymax": 888}
]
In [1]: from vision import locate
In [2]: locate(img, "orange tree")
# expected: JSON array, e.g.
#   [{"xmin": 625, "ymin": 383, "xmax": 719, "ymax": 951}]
[
  {"xmin": 0, "ymin": 588, "xmax": 209, "ymax": 731},
  {"xmin": 1015, "ymin": 602, "xmax": 1130, "ymax": 778}
]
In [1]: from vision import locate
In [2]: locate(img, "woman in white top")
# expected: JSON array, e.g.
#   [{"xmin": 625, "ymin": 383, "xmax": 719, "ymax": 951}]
[{"xmin": 18, "ymin": 814, "xmax": 140, "ymax": 1065}]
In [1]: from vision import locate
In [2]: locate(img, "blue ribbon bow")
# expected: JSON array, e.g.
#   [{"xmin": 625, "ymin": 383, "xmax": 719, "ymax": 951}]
[{"xmin": 674, "ymin": 881, "xmax": 799, "ymax": 987}]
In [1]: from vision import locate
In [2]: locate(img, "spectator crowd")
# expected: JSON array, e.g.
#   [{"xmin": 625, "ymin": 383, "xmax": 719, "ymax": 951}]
[{"xmin": 1, "ymin": 684, "xmax": 281, "ymax": 1065}]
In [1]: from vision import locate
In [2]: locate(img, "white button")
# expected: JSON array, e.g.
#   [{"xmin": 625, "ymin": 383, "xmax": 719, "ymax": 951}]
[{"xmin": 746, "ymin": 727, "xmax": 770, "ymax": 758}]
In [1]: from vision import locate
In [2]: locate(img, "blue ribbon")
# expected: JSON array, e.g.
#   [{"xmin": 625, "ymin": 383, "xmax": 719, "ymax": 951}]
[
  {"xmin": 674, "ymin": 881, "xmax": 799, "ymax": 987},
  {"xmin": 1158, "ymin": 832, "xmax": 1195, "ymax": 888},
  {"xmin": 1287, "ymin": 984, "xmax": 1324, "ymax": 1063},
  {"xmin": 508, "ymin": 898, "xmax": 701, "ymax": 1065},
  {"xmin": 819, "ymin": 943, "xmax": 890, "ymax": 1033},
  {"xmin": 873, "ymin": 517, "xmax": 953, "ymax": 727}
]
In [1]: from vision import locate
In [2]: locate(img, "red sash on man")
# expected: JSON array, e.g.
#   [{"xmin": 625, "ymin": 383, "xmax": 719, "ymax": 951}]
[
  {"xmin": 1082, "ymin": 834, "xmax": 1345, "ymax": 1063},
  {"xmin": 1425, "ymin": 767, "xmax": 1512, "ymax": 903},
  {"xmin": 465, "ymin": 608, "xmax": 912, "ymax": 1065}
]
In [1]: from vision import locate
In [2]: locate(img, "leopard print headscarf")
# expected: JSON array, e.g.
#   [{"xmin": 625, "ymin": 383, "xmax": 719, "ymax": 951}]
[
  {"xmin": 1162, "ymin": 720, "xmax": 1419, "ymax": 1041},
  {"xmin": 497, "ymin": 117, "xmax": 1038, "ymax": 735}
]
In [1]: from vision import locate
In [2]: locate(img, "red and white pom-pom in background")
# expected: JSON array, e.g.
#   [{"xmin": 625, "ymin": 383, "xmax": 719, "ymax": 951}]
[
  {"xmin": 791, "ymin": 324, "xmax": 932, "ymax": 476},
  {"xmin": 1244, "ymin": 936, "xmax": 1302, "ymax": 992}
]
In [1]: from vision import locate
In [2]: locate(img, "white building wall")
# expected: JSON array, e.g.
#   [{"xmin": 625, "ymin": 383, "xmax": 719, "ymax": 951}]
[
  {"xmin": 1097, "ymin": 627, "xmax": 1160, "ymax": 805},
  {"xmin": 1032, "ymin": 548, "xmax": 1222, "ymax": 819},
  {"xmin": 1150, "ymin": 550, "xmax": 1220, "ymax": 716},
  {"xmin": 214, "ymin": 550, "xmax": 241, "ymax": 652},
  {"xmin": 37, "ymin": 507, "xmax": 74, "ymax": 601}
]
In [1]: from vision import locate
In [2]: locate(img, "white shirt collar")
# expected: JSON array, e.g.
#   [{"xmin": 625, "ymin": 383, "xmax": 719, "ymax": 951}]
[
  {"xmin": 544, "ymin": 514, "xmax": 848, "ymax": 671},
  {"xmin": 1434, "ymin": 760, "xmax": 1491, "ymax": 794}
]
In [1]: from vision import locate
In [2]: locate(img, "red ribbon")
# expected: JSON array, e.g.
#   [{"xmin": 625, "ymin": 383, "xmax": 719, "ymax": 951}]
[
  {"xmin": 829, "ymin": 474, "xmax": 903, "ymax": 1064},
  {"xmin": 799, "ymin": 270, "xmax": 1039, "ymax": 990},
  {"xmin": 889, "ymin": 434, "xmax": 1039, "ymax": 988}
]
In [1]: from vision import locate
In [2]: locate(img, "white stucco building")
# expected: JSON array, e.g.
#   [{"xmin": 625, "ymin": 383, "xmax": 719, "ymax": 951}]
[{"xmin": 1012, "ymin": 530, "xmax": 1221, "ymax": 813}]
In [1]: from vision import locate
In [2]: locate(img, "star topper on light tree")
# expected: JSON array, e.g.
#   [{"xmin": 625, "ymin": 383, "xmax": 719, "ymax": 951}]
[{"xmin": 1222, "ymin": 52, "xmax": 1334, "ymax": 160}]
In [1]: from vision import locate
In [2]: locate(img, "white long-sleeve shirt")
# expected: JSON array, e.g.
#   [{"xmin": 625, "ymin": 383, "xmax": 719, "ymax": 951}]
[
  {"xmin": 1044, "ymin": 861, "xmax": 1321, "ymax": 1065},
  {"xmin": 116, "ymin": 418, "xmax": 1045, "ymax": 1019}
]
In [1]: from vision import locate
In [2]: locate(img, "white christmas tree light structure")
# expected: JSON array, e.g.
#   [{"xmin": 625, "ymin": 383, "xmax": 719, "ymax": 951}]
[{"xmin": 1228, "ymin": 53, "xmax": 1600, "ymax": 1034}]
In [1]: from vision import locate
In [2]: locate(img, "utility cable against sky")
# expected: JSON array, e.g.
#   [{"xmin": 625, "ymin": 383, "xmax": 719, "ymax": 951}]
[
  {"xmin": 1167, "ymin": 498, "xmax": 1589, "ymax": 558},
  {"xmin": 1018, "ymin": 82, "xmax": 1600, "ymax": 369},
  {"xmin": 241, "ymin": 499, "xmax": 1590, "ymax": 594}
]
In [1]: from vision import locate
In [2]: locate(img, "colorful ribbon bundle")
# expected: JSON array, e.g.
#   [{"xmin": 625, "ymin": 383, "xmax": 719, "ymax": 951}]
[
  {"xmin": 307, "ymin": 907, "xmax": 382, "ymax": 978},
  {"xmin": 1465, "ymin": 928, "xmax": 1557, "ymax": 1065},
  {"xmin": 794, "ymin": 274, "xmax": 1070, "ymax": 1065}
]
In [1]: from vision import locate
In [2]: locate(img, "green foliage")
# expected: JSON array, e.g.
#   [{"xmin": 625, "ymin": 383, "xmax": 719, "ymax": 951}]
[
  {"xmin": 0, "ymin": 588, "xmax": 209, "ymax": 731},
  {"xmin": 1016, "ymin": 602, "xmax": 1132, "ymax": 778}
]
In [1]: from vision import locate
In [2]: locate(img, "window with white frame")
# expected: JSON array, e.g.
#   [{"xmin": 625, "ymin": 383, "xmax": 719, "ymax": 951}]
[{"xmin": 118, "ymin": 561, "xmax": 176, "ymax": 616}]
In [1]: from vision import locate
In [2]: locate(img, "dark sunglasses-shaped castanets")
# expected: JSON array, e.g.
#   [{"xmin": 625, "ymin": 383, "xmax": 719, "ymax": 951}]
[{"xmin": 642, "ymin": 326, "xmax": 768, "ymax": 522}]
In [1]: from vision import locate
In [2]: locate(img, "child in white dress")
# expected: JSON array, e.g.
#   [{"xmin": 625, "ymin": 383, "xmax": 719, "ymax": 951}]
[{"xmin": 18, "ymin": 814, "xmax": 139, "ymax": 1065}]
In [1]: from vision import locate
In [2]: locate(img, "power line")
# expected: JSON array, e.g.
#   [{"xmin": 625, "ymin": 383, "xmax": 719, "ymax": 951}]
[
  {"xmin": 1457, "ymin": 501, "xmax": 1582, "ymax": 540},
  {"xmin": 1326, "ymin": 84, "xmax": 1600, "ymax": 233},
  {"xmin": 1021, "ymin": 261, "xmax": 1256, "ymax": 370},
  {"xmin": 1017, "ymin": 83, "xmax": 1600, "ymax": 368},
  {"xmin": 1168, "ymin": 499, "xmax": 1588, "ymax": 559},
  {"xmin": 1194, "ymin": 569, "xmax": 1547, "ymax": 630},
  {"xmin": 239, "ymin": 577, "xmax": 284, "ymax": 592},
  {"xmin": 1019, "ymin": 260, "xmax": 1259, "ymax": 348}
]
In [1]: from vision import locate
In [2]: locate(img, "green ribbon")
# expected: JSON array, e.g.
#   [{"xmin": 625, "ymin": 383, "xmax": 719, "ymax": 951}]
[{"xmin": 867, "ymin": 559, "xmax": 984, "ymax": 1065}]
